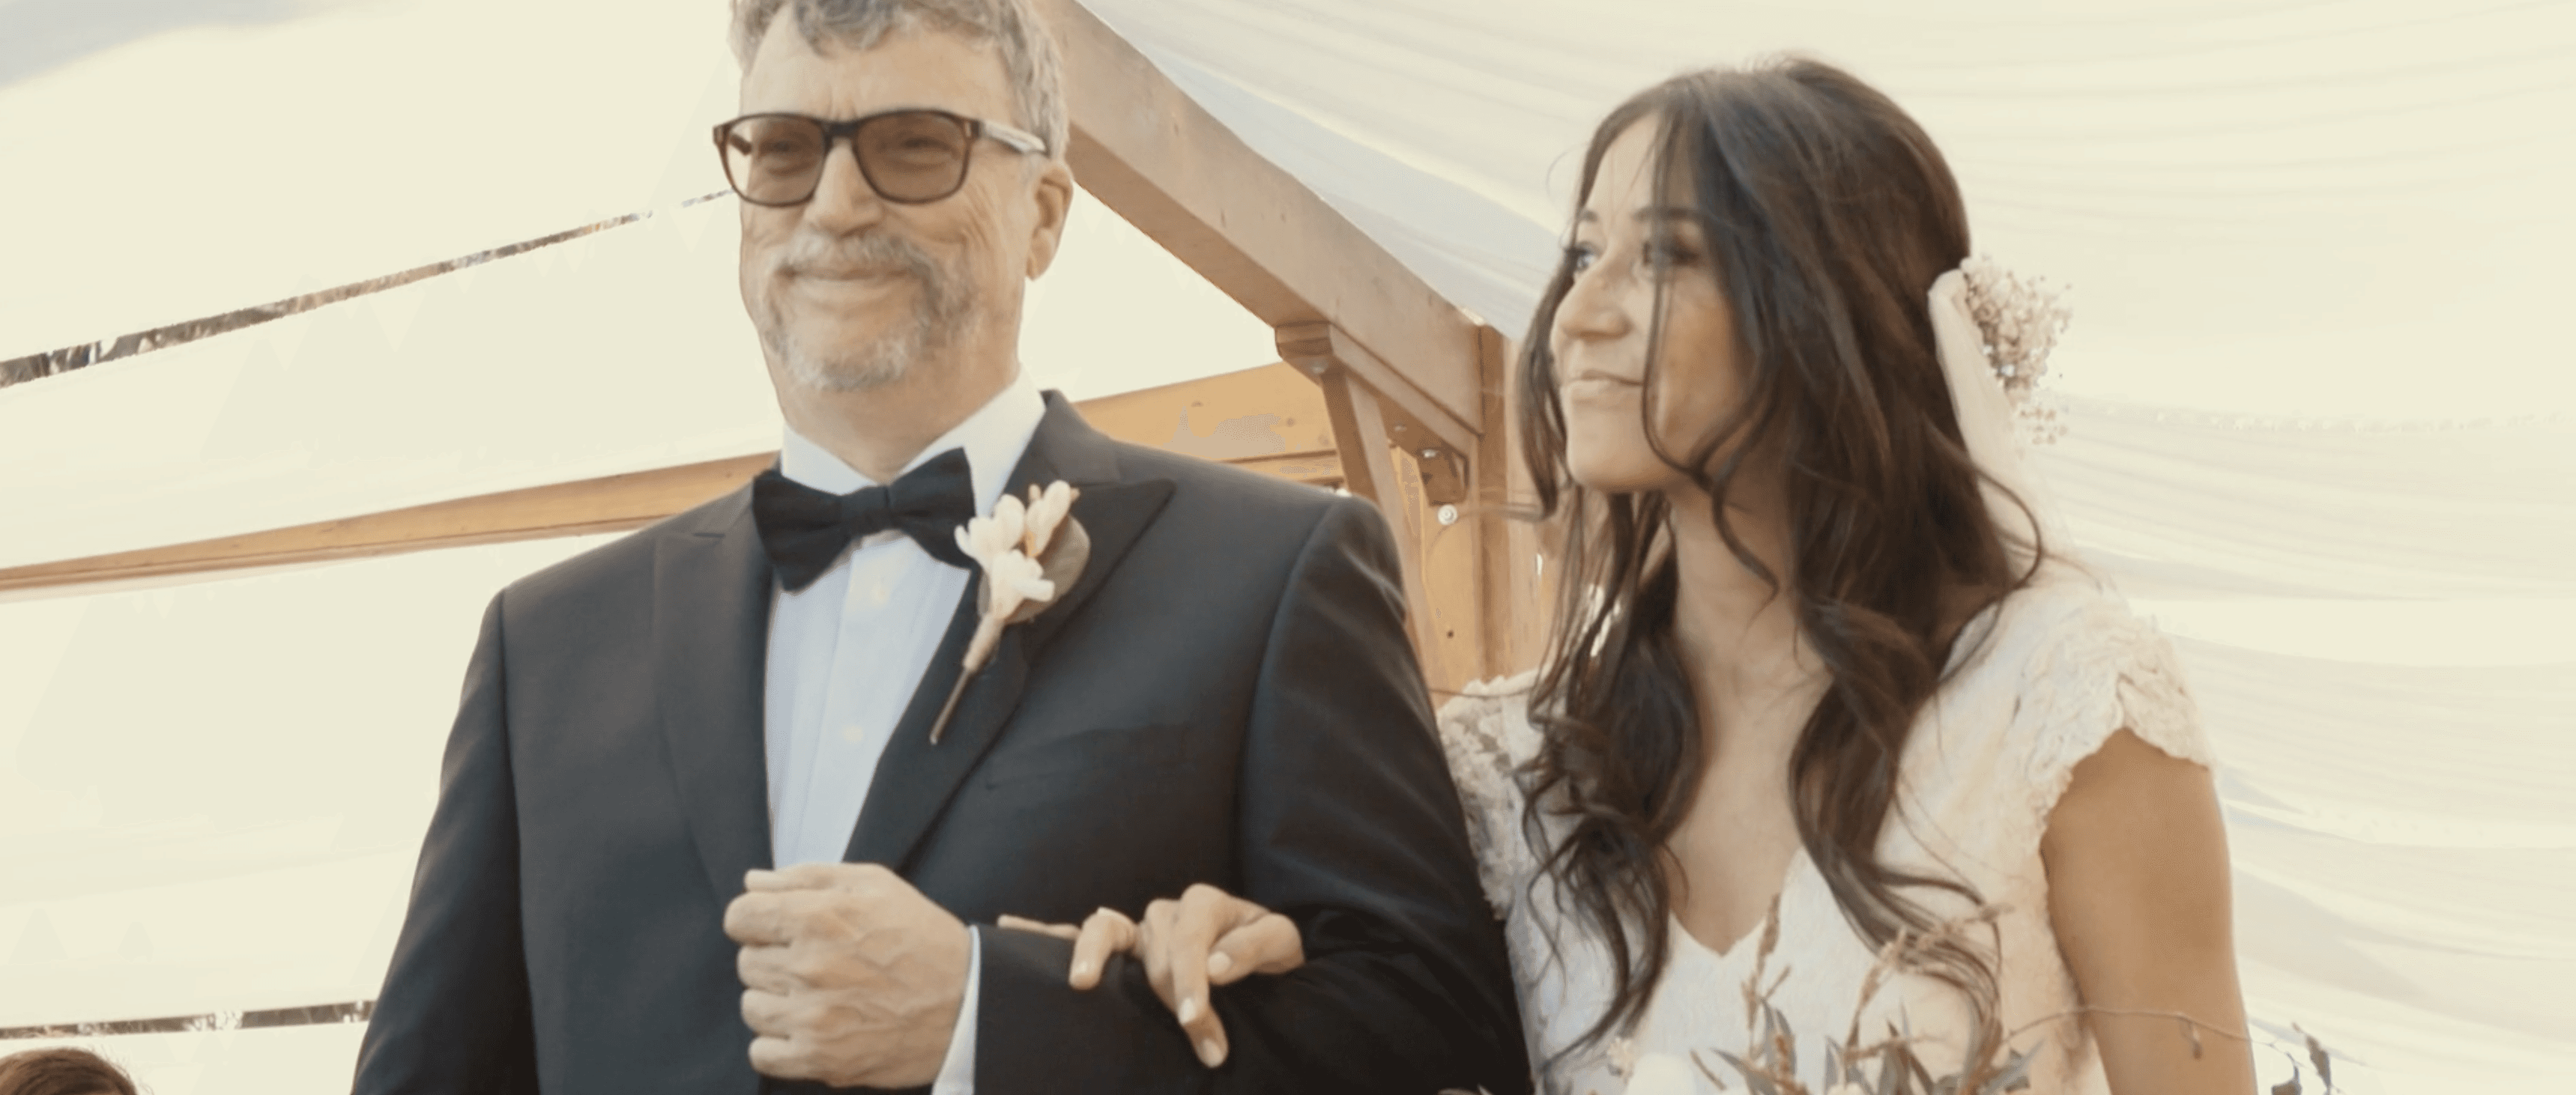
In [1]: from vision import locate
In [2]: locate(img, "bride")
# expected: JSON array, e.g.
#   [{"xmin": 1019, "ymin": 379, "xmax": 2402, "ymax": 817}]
[{"xmin": 1009, "ymin": 58, "xmax": 2255, "ymax": 1094}]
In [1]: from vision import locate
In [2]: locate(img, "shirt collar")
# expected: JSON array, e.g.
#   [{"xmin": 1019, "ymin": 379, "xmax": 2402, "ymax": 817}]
[{"xmin": 777, "ymin": 372, "xmax": 1047, "ymax": 519}]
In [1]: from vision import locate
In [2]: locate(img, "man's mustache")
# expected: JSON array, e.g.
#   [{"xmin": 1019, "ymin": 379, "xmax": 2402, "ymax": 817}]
[{"xmin": 776, "ymin": 232, "xmax": 942, "ymax": 282}]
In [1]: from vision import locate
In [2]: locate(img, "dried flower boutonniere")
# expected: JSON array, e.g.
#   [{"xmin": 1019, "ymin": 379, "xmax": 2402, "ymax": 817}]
[{"xmin": 928, "ymin": 481, "xmax": 1088, "ymax": 744}]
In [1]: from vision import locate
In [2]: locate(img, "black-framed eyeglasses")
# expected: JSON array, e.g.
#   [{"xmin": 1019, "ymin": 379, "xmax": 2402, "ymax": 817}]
[{"xmin": 713, "ymin": 109, "xmax": 1049, "ymax": 207}]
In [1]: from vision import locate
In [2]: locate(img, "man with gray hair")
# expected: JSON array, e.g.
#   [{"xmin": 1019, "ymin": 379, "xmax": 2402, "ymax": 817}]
[{"xmin": 350, "ymin": 1, "xmax": 1527, "ymax": 1093}]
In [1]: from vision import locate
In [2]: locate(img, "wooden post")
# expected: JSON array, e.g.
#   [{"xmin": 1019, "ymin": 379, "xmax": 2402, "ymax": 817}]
[
  {"xmin": 1400, "ymin": 444, "xmax": 1490, "ymax": 697},
  {"xmin": 1313, "ymin": 365, "xmax": 1448, "ymax": 687},
  {"xmin": 1470, "ymin": 326, "xmax": 1549, "ymax": 680},
  {"xmin": 1284, "ymin": 319, "xmax": 1547, "ymax": 694},
  {"xmin": 1392, "ymin": 324, "xmax": 1549, "ymax": 694}
]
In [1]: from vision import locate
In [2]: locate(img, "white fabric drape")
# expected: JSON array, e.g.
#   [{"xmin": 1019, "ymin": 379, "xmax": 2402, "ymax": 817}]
[
  {"xmin": 2042, "ymin": 402, "xmax": 2576, "ymax": 601},
  {"xmin": 4, "ymin": 1, "xmax": 2572, "ymax": 1092},
  {"xmin": 0, "ymin": 538, "xmax": 617, "ymax": 1030},
  {"xmin": 2043, "ymin": 399, "xmax": 2576, "ymax": 1086}
]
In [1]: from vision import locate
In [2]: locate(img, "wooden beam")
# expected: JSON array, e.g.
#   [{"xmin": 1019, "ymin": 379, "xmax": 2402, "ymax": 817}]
[
  {"xmin": 1071, "ymin": 361, "xmax": 1336, "ymax": 464},
  {"xmin": 0, "ymin": 455, "xmax": 775, "ymax": 594},
  {"xmin": 1227, "ymin": 449, "xmax": 1340, "ymax": 487},
  {"xmin": 0, "ymin": 368, "xmax": 1352, "ymax": 595},
  {"xmin": 1047, "ymin": 361, "xmax": 1346, "ymax": 485},
  {"xmin": 1041, "ymin": 0, "xmax": 1484, "ymax": 438}
]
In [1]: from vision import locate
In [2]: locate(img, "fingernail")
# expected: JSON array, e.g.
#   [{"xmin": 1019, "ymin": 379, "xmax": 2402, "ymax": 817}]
[
  {"xmin": 1177, "ymin": 995, "xmax": 1200, "ymax": 1025},
  {"xmin": 1197, "ymin": 1037, "xmax": 1225, "ymax": 1067},
  {"xmin": 1070, "ymin": 960, "xmax": 1092, "ymax": 981},
  {"xmin": 1206, "ymin": 952, "xmax": 1233, "ymax": 977}
]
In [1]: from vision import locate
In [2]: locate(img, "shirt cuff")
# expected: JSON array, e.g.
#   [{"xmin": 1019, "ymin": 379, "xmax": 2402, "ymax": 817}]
[{"xmin": 931, "ymin": 925, "xmax": 982, "ymax": 1094}]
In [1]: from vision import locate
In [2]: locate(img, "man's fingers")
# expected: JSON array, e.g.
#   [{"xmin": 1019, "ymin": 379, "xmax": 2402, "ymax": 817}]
[
  {"xmin": 740, "ymin": 988, "xmax": 794, "ymax": 1036},
  {"xmin": 725, "ymin": 879, "xmax": 892, "ymax": 946},
  {"xmin": 745, "ymin": 861, "xmax": 892, "ymax": 894},
  {"xmin": 736, "ymin": 944, "xmax": 799, "ymax": 994},
  {"xmin": 742, "ymin": 868, "xmax": 798, "ymax": 893},
  {"xmin": 723, "ymin": 891, "xmax": 797, "ymax": 946},
  {"xmin": 1068, "ymin": 907, "xmax": 1137, "ymax": 990},
  {"xmin": 747, "ymin": 1034, "xmax": 817, "ymax": 1079},
  {"xmin": 723, "ymin": 888, "xmax": 849, "ymax": 947},
  {"xmin": 996, "ymin": 914, "xmax": 1080, "ymax": 941},
  {"xmin": 1207, "ymin": 912, "xmax": 1305, "ymax": 985},
  {"xmin": 742, "ymin": 864, "xmax": 838, "ymax": 893}
]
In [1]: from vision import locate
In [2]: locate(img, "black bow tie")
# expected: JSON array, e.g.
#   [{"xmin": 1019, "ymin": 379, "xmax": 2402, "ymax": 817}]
[{"xmin": 752, "ymin": 447, "xmax": 979, "ymax": 591}]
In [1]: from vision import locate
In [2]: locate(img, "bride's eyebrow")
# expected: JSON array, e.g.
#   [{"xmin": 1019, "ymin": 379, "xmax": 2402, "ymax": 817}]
[{"xmin": 1573, "ymin": 207, "xmax": 1702, "ymax": 228}]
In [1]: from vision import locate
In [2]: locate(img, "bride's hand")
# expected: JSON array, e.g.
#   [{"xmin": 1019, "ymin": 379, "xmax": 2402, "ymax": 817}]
[{"xmin": 996, "ymin": 883, "xmax": 1304, "ymax": 1067}]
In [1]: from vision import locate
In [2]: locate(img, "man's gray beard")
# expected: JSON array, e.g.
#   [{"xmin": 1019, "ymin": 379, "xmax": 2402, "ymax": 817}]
[{"xmin": 763, "ymin": 234, "xmax": 979, "ymax": 393}]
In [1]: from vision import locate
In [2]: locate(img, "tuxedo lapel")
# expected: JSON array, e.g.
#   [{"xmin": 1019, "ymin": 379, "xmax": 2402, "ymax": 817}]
[
  {"xmin": 652, "ymin": 488, "xmax": 777, "ymax": 908},
  {"xmin": 844, "ymin": 395, "xmax": 1176, "ymax": 870}
]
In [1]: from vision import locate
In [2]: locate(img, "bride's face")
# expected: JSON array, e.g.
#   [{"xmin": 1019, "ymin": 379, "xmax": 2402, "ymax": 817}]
[{"xmin": 1552, "ymin": 118, "xmax": 1746, "ymax": 497}]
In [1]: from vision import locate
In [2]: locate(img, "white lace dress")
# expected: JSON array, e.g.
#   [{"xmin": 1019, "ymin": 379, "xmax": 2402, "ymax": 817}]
[{"xmin": 1437, "ymin": 571, "xmax": 2213, "ymax": 1095}]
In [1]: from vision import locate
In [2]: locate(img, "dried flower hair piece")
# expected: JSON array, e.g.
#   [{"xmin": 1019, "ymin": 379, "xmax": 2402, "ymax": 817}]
[{"xmin": 1956, "ymin": 255, "xmax": 2072, "ymax": 445}]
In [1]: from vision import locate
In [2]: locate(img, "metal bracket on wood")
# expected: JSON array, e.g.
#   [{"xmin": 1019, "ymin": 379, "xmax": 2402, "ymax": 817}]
[{"xmin": 1408, "ymin": 446, "xmax": 1469, "ymax": 506}]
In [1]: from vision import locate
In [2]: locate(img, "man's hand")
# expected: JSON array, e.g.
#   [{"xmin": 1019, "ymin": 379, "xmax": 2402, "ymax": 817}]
[{"xmin": 723, "ymin": 862, "xmax": 972, "ymax": 1088}]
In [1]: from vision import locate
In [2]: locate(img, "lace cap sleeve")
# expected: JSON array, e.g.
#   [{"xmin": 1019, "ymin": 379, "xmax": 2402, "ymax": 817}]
[
  {"xmin": 2010, "ymin": 582, "xmax": 2217, "ymax": 826},
  {"xmin": 1436, "ymin": 671, "xmax": 1546, "ymax": 917}
]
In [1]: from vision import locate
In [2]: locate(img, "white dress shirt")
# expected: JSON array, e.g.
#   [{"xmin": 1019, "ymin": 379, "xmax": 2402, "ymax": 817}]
[{"xmin": 764, "ymin": 374, "xmax": 1045, "ymax": 1094}]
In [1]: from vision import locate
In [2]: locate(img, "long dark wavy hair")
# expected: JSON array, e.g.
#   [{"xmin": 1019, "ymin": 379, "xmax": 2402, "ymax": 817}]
[{"xmin": 1517, "ymin": 57, "xmax": 2041, "ymax": 1069}]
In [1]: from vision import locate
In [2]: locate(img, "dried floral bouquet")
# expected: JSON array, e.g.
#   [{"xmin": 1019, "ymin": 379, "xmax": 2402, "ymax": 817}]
[{"xmin": 1606, "ymin": 900, "xmax": 2340, "ymax": 1095}]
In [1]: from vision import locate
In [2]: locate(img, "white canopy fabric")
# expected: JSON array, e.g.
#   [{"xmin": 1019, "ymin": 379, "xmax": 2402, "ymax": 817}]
[
  {"xmin": 1086, "ymin": 0, "xmax": 2576, "ymax": 421},
  {"xmin": 4, "ymin": 1, "xmax": 2572, "ymax": 1092}
]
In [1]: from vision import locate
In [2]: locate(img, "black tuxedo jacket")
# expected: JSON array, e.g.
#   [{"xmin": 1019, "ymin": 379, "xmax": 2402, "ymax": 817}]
[{"xmin": 352, "ymin": 395, "xmax": 1529, "ymax": 1094}]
